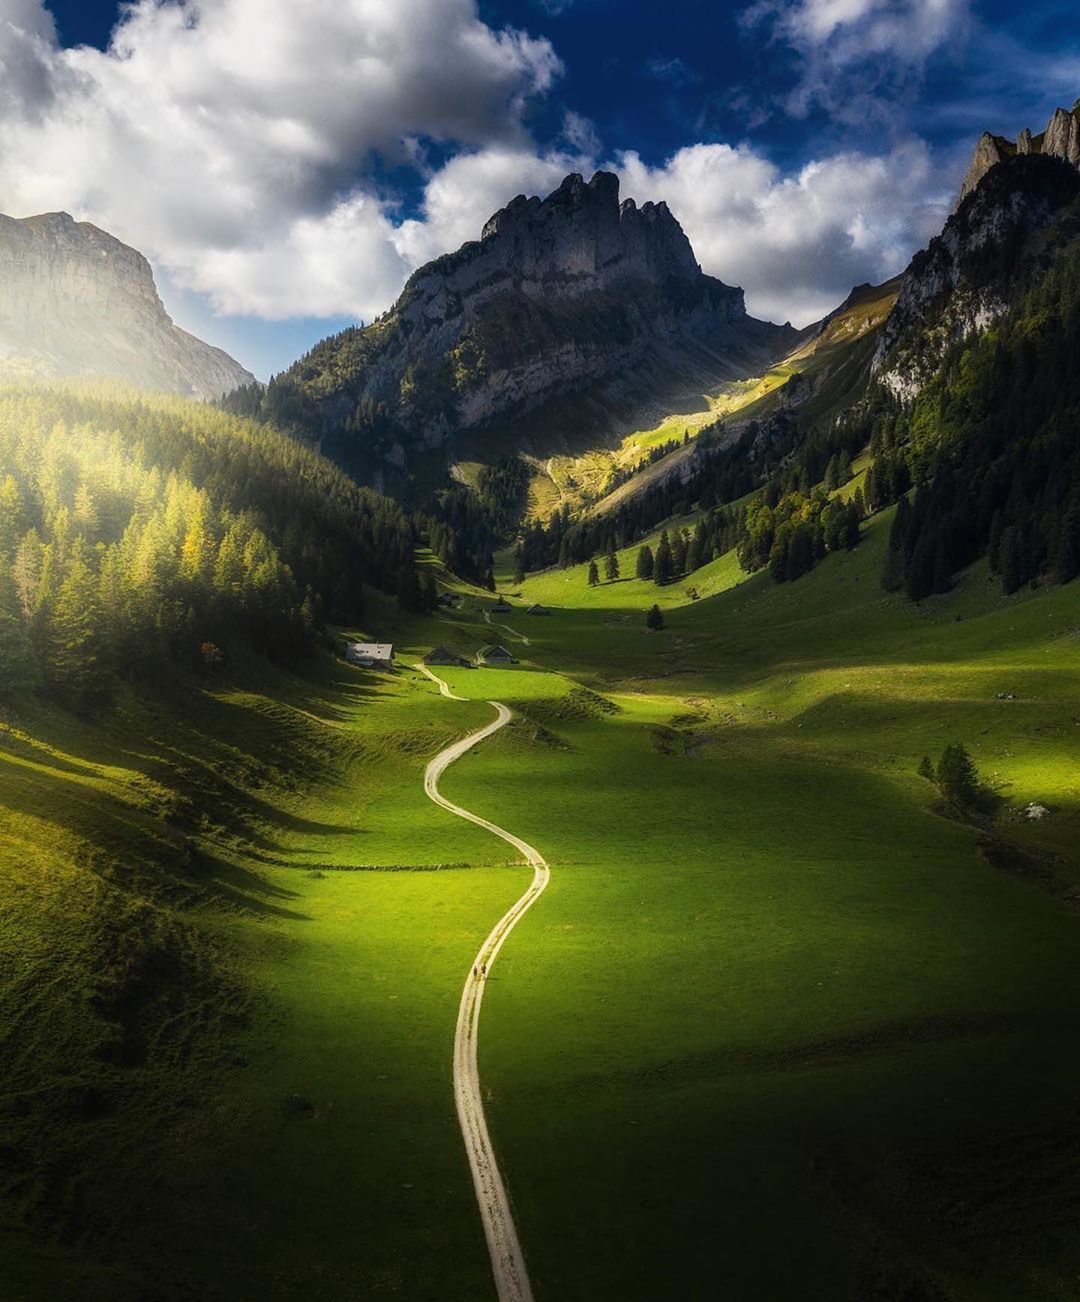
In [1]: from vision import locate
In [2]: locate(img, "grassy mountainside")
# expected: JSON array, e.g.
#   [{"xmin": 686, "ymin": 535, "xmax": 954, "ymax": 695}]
[
  {"xmin": 0, "ymin": 642, "xmax": 531, "ymax": 1301},
  {"xmin": 0, "ymin": 383, "xmax": 510, "ymax": 1299},
  {"xmin": 533, "ymin": 276, "xmax": 896, "ymax": 527}
]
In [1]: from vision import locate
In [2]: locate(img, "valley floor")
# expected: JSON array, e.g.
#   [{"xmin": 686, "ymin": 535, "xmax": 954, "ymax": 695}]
[{"xmin": 3, "ymin": 503, "xmax": 1079, "ymax": 1301}]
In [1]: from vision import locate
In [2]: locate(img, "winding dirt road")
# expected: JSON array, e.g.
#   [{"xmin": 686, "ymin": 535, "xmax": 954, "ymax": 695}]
[
  {"xmin": 483, "ymin": 609, "xmax": 530, "ymax": 646},
  {"xmin": 415, "ymin": 663, "xmax": 549, "ymax": 1302}
]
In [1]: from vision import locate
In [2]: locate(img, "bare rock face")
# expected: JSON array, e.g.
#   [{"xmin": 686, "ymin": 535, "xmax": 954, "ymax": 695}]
[
  {"xmin": 0, "ymin": 211, "xmax": 254, "ymax": 399},
  {"xmin": 284, "ymin": 171, "xmax": 795, "ymax": 477},
  {"xmin": 875, "ymin": 154, "xmax": 1080, "ymax": 401},
  {"xmin": 958, "ymin": 132, "xmax": 1010, "ymax": 204},
  {"xmin": 1043, "ymin": 106, "xmax": 1080, "ymax": 166},
  {"xmin": 958, "ymin": 103, "xmax": 1080, "ymax": 204}
]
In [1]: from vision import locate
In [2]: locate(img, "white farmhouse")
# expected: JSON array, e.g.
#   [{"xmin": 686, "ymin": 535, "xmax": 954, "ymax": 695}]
[{"xmin": 346, "ymin": 642, "xmax": 394, "ymax": 668}]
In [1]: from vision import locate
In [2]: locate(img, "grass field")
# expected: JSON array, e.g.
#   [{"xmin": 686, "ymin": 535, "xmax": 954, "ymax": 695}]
[
  {"xmin": 3, "ymin": 499, "xmax": 1079, "ymax": 1299},
  {"xmin": 436, "ymin": 505, "xmax": 1080, "ymax": 1299},
  {"xmin": 0, "ymin": 649, "xmax": 528, "ymax": 1301}
]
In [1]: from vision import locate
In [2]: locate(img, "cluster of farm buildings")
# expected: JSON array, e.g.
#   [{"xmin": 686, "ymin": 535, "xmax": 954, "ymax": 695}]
[{"xmin": 344, "ymin": 595, "xmax": 553, "ymax": 672}]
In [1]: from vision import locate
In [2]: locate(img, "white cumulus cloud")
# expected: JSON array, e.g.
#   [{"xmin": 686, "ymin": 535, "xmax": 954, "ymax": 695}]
[
  {"xmin": 0, "ymin": 0, "xmax": 951, "ymax": 339},
  {"xmin": 615, "ymin": 138, "xmax": 949, "ymax": 324},
  {"xmin": 0, "ymin": 0, "xmax": 561, "ymax": 318}
]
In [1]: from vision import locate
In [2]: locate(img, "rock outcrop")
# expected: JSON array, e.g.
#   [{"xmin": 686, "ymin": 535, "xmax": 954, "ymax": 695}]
[
  {"xmin": 280, "ymin": 171, "xmax": 797, "ymax": 480},
  {"xmin": 958, "ymin": 102, "xmax": 1080, "ymax": 203},
  {"xmin": 875, "ymin": 154, "xmax": 1080, "ymax": 401},
  {"xmin": 0, "ymin": 211, "xmax": 254, "ymax": 399}
]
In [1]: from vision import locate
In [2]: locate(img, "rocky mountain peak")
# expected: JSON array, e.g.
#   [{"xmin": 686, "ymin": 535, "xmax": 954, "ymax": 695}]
[
  {"xmin": 959, "ymin": 101, "xmax": 1080, "ymax": 203},
  {"xmin": 407, "ymin": 169, "xmax": 702, "ymax": 320},
  {"xmin": 283, "ymin": 169, "xmax": 795, "ymax": 481},
  {"xmin": 0, "ymin": 209, "xmax": 254, "ymax": 399}
]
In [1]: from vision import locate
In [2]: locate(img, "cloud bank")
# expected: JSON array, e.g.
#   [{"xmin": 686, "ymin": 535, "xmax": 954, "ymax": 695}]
[{"xmin": 0, "ymin": 0, "xmax": 949, "ymax": 331}]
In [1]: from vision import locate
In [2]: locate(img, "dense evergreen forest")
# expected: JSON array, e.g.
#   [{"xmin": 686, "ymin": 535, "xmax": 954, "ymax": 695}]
[
  {"xmin": 864, "ymin": 246, "xmax": 1080, "ymax": 598},
  {"xmin": 0, "ymin": 384, "xmax": 435, "ymax": 710}
]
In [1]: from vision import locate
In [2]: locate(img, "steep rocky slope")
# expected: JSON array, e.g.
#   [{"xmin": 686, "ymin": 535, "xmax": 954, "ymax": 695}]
[
  {"xmin": 267, "ymin": 171, "xmax": 799, "ymax": 485},
  {"xmin": 0, "ymin": 212, "xmax": 253, "ymax": 399},
  {"xmin": 590, "ymin": 275, "xmax": 901, "ymax": 518},
  {"xmin": 874, "ymin": 154, "xmax": 1080, "ymax": 401}
]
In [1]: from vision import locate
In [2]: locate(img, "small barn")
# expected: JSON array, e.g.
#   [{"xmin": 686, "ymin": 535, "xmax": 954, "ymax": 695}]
[
  {"xmin": 436, "ymin": 592, "xmax": 458, "ymax": 608},
  {"xmin": 526, "ymin": 603, "xmax": 551, "ymax": 616},
  {"xmin": 490, "ymin": 598, "xmax": 513, "ymax": 613},
  {"xmin": 476, "ymin": 644, "xmax": 517, "ymax": 666},
  {"xmin": 346, "ymin": 641, "xmax": 394, "ymax": 668},
  {"xmin": 424, "ymin": 645, "xmax": 473, "ymax": 668}
]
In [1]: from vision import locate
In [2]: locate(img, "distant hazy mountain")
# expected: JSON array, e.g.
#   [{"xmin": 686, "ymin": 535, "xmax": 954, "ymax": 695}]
[
  {"xmin": 260, "ymin": 170, "xmax": 800, "ymax": 488},
  {"xmin": 0, "ymin": 211, "xmax": 254, "ymax": 400}
]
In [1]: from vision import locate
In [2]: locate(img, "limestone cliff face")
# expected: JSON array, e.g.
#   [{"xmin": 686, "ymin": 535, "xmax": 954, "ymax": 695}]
[
  {"xmin": 0, "ymin": 212, "xmax": 254, "ymax": 399},
  {"xmin": 284, "ymin": 171, "xmax": 795, "ymax": 472},
  {"xmin": 874, "ymin": 154, "xmax": 1080, "ymax": 401},
  {"xmin": 958, "ymin": 102, "xmax": 1080, "ymax": 202}
]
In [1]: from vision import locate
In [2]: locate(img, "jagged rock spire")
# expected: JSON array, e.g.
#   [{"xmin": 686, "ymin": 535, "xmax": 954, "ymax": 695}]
[{"xmin": 958, "ymin": 101, "xmax": 1080, "ymax": 204}]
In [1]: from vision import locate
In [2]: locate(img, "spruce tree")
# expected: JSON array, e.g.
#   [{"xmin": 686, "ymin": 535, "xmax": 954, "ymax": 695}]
[
  {"xmin": 824, "ymin": 455, "xmax": 839, "ymax": 492},
  {"xmin": 999, "ymin": 526, "xmax": 1024, "ymax": 594},
  {"xmin": 587, "ymin": 559, "xmax": 599, "ymax": 587},
  {"xmin": 604, "ymin": 546, "xmax": 620, "ymax": 582},
  {"xmin": 844, "ymin": 500, "xmax": 861, "ymax": 549},
  {"xmin": 1055, "ymin": 505, "xmax": 1080, "ymax": 582},
  {"xmin": 46, "ymin": 546, "xmax": 110, "ymax": 708},
  {"xmin": 646, "ymin": 603, "xmax": 664, "ymax": 630},
  {"xmin": 636, "ymin": 544, "xmax": 654, "ymax": 580},
  {"xmin": 655, "ymin": 534, "xmax": 674, "ymax": 584},
  {"xmin": 671, "ymin": 531, "xmax": 687, "ymax": 575}
]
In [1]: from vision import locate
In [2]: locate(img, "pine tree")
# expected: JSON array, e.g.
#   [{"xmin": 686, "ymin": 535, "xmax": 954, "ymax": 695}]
[
  {"xmin": 999, "ymin": 526, "xmax": 1024, "ymax": 594},
  {"xmin": 1054, "ymin": 505, "xmax": 1080, "ymax": 583},
  {"xmin": 824, "ymin": 455, "xmax": 839, "ymax": 492},
  {"xmin": 671, "ymin": 531, "xmax": 687, "ymax": 575},
  {"xmin": 905, "ymin": 531, "xmax": 936, "ymax": 602},
  {"xmin": 0, "ymin": 475, "xmax": 22, "ymax": 554},
  {"xmin": 844, "ymin": 500, "xmax": 861, "ymax": 550},
  {"xmin": 604, "ymin": 547, "xmax": 620, "ymax": 583},
  {"xmin": 46, "ymin": 545, "xmax": 110, "ymax": 708},
  {"xmin": 12, "ymin": 529, "xmax": 43, "ymax": 619},
  {"xmin": 852, "ymin": 486, "xmax": 866, "ymax": 520},
  {"xmin": 587, "ymin": 559, "xmax": 599, "ymax": 587},
  {"xmin": 935, "ymin": 742, "xmax": 992, "ymax": 813},
  {"xmin": 646, "ymin": 603, "xmax": 664, "ymax": 630},
  {"xmin": 768, "ymin": 522, "xmax": 792, "ymax": 583},
  {"xmin": 655, "ymin": 533, "xmax": 674, "ymax": 584},
  {"xmin": 635, "ymin": 544, "xmax": 654, "ymax": 580}
]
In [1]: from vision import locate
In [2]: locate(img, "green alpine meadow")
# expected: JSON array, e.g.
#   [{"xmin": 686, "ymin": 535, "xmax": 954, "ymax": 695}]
[{"xmin": 1, "ymin": 4, "xmax": 1079, "ymax": 1299}]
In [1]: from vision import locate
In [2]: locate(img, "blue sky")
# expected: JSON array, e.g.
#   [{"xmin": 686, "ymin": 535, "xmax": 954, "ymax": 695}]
[{"xmin": 10, "ymin": 0, "xmax": 1080, "ymax": 378}]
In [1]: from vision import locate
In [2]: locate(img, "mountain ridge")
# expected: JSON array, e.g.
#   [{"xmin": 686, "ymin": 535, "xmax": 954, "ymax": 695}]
[
  {"xmin": 958, "ymin": 101, "xmax": 1080, "ymax": 203},
  {"xmin": 265, "ymin": 170, "xmax": 800, "ymax": 489},
  {"xmin": 0, "ymin": 210, "xmax": 254, "ymax": 400}
]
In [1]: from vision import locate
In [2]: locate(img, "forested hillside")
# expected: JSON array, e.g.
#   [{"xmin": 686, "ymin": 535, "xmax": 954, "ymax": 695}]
[
  {"xmin": 864, "ymin": 244, "xmax": 1080, "ymax": 598},
  {"xmin": 0, "ymin": 384, "xmax": 441, "ymax": 709}
]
